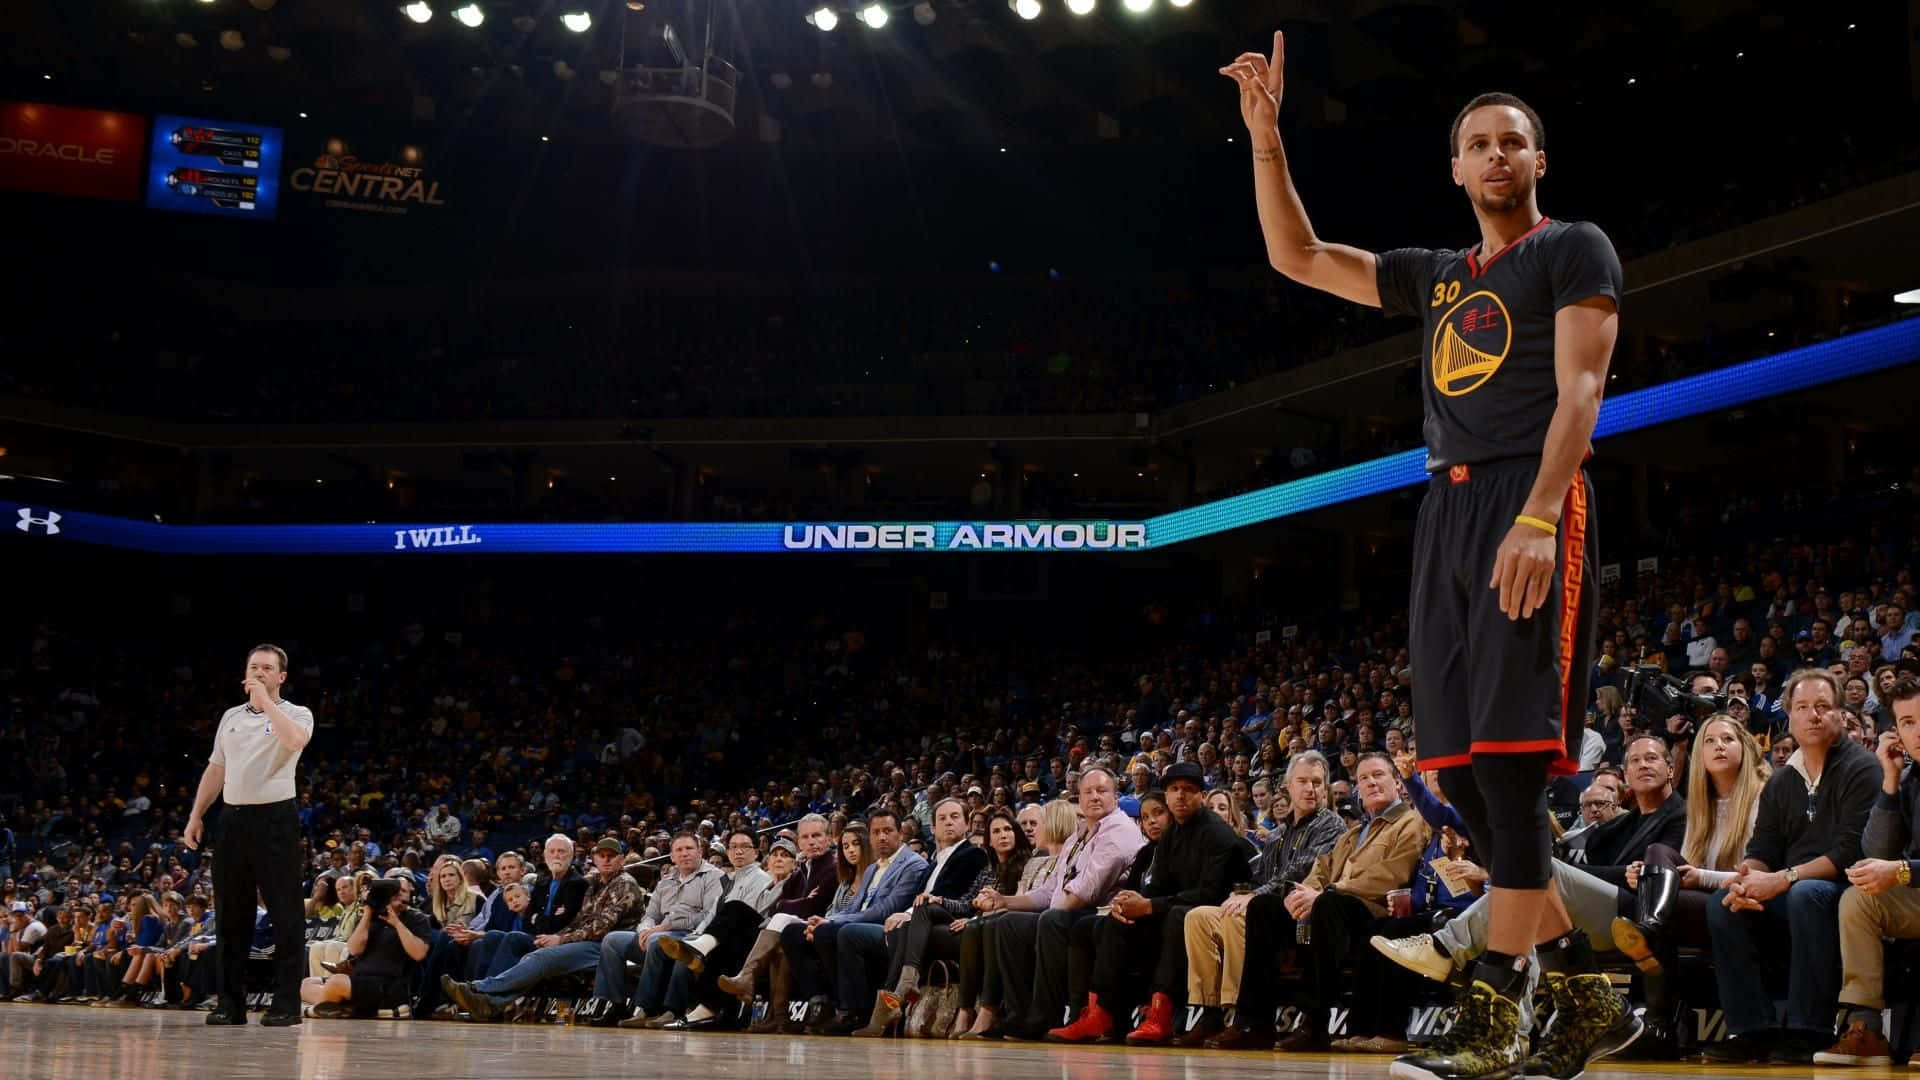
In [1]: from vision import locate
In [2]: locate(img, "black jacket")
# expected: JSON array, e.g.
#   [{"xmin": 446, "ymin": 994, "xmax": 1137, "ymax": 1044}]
[
  {"xmin": 925, "ymin": 842, "xmax": 990, "ymax": 903},
  {"xmin": 524, "ymin": 867, "xmax": 589, "ymax": 935},
  {"xmin": 1578, "ymin": 792, "xmax": 1688, "ymax": 888},
  {"xmin": 1748, "ymin": 735, "xmax": 1882, "ymax": 873},
  {"xmin": 1145, "ymin": 806, "xmax": 1245, "ymax": 916}
]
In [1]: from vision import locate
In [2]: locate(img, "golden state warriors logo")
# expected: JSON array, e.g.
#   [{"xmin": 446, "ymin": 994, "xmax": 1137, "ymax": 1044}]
[{"xmin": 1431, "ymin": 290, "xmax": 1512, "ymax": 397}]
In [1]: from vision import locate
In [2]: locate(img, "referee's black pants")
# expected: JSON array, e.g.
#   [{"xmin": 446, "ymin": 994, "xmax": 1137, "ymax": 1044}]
[{"xmin": 213, "ymin": 799, "xmax": 305, "ymax": 1011}]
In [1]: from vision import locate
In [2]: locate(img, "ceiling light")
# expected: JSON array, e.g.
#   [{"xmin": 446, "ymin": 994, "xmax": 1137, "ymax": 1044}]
[
  {"xmin": 561, "ymin": 10, "xmax": 592, "ymax": 32},
  {"xmin": 453, "ymin": 3, "xmax": 483, "ymax": 27},
  {"xmin": 219, "ymin": 29, "xmax": 245, "ymax": 51},
  {"xmin": 540, "ymin": 135, "xmax": 550, "ymax": 141},
  {"xmin": 859, "ymin": 3, "xmax": 888, "ymax": 28},
  {"xmin": 1894, "ymin": 289, "xmax": 1920, "ymax": 304},
  {"xmin": 41, "ymin": 74, "xmax": 51, "ymax": 80},
  {"xmin": 1066, "ymin": 0, "xmax": 1094, "ymax": 12},
  {"xmin": 808, "ymin": 7, "xmax": 839, "ymax": 30},
  {"xmin": 247, "ymin": 0, "xmax": 280, "ymax": 10},
  {"xmin": 298, "ymin": 111, "xmax": 309, "ymax": 118},
  {"xmin": 1122, "ymin": 0, "xmax": 1150, "ymax": 10},
  {"xmin": 1012, "ymin": 0, "xmax": 1040, "ymax": 19},
  {"xmin": 175, "ymin": 32, "xmax": 199, "ymax": 47},
  {"xmin": 267, "ymin": 44, "xmax": 291, "ymax": 61},
  {"xmin": 770, "ymin": 71, "xmax": 793, "ymax": 89},
  {"xmin": 402, "ymin": 2, "xmax": 433, "ymax": 24},
  {"xmin": 1169, "ymin": 0, "xmax": 1192, "ymax": 7},
  {"xmin": 553, "ymin": 60, "xmax": 575, "ymax": 79},
  {"xmin": 913, "ymin": 2, "xmax": 936, "ymax": 24}
]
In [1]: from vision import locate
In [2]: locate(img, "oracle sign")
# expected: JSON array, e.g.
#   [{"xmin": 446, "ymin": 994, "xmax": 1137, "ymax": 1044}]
[{"xmin": 0, "ymin": 101, "xmax": 146, "ymax": 201}]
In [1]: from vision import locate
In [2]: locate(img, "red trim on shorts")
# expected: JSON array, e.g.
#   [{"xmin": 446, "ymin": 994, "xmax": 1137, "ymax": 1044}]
[
  {"xmin": 1420, "ymin": 743, "xmax": 1581, "ymax": 774},
  {"xmin": 1552, "ymin": 478, "xmax": 1590, "ymax": 777},
  {"xmin": 1415, "ymin": 754, "xmax": 1474, "ymax": 771},
  {"xmin": 1467, "ymin": 215, "xmax": 1552, "ymax": 279}
]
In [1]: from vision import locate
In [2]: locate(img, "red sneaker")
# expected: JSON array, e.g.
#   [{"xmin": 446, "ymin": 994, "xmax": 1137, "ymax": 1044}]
[
  {"xmin": 1125, "ymin": 993, "xmax": 1176, "ymax": 1045},
  {"xmin": 1045, "ymin": 994, "xmax": 1115, "ymax": 1043}
]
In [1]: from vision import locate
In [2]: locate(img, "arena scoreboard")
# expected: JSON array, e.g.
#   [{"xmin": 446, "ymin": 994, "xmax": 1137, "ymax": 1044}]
[{"xmin": 146, "ymin": 114, "xmax": 282, "ymax": 218}]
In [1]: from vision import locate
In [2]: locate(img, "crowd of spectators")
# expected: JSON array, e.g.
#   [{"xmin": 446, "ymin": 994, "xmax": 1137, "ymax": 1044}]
[{"xmin": 4, "ymin": 469, "xmax": 1920, "ymax": 1066}]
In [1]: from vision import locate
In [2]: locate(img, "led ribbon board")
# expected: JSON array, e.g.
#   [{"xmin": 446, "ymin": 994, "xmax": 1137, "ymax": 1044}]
[{"xmin": 6, "ymin": 317, "xmax": 1916, "ymax": 555}]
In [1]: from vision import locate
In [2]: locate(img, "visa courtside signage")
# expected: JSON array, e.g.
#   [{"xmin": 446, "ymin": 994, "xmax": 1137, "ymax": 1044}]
[{"xmin": 5, "ymin": 317, "xmax": 1917, "ymax": 557}]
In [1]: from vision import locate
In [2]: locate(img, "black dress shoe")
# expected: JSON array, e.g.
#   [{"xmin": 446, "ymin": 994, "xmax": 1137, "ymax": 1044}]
[
  {"xmin": 206, "ymin": 1008, "xmax": 248, "ymax": 1026},
  {"xmin": 1698, "ymin": 1032, "xmax": 1770, "ymax": 1063},
  {"xmin": 1767, "ymin": 1030, "xmax": 1828, "ymax": 1065},
  {"xmin": 820, "ymin": 1012, "xmax": 867, "ymax": 1036},
  {"xmin": 262, "ymin": 1010, "xmax": 303, "ymax": 1027}
]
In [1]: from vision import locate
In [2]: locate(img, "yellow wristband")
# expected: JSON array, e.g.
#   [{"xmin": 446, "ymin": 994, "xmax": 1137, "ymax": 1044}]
[{"xmin": 1514, "ymin": 514, "xmax": 1557, "ymax": 536}]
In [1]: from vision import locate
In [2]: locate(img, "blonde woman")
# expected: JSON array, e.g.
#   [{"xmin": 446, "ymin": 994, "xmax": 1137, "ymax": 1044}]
[
  {"xmin": 1611, "ymin": 713, "xmax": 1769, "ymax": 1046},
  {"xmin": 952, "ymin": 798, "xmax": 1077, "ymax": 1039},
  {"xmin": 427, "ymin": 855, "xmax": 479, "ymax": 929}
]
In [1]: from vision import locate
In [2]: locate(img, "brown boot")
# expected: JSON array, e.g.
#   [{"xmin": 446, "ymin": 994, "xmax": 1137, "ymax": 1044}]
[{"xmin": 717, "ymin": 928, "xmax": 781, "ymax": 1003}]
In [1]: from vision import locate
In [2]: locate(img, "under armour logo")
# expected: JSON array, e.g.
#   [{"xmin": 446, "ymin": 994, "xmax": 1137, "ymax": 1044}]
[{"xmin": 15, "ymin": 508, "xmax": 60, "ymax": 535}]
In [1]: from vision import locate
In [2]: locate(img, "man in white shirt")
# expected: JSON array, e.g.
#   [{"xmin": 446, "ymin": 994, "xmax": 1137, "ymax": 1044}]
[{"xmin": 183, "ymin": 644, "xmax": 314, "ymax": 1028}]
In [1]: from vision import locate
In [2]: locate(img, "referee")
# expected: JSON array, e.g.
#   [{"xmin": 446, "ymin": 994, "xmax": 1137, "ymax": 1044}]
[{"xmin": 183, "ymin": 643, "xmax": 314, "ymax": 1027}]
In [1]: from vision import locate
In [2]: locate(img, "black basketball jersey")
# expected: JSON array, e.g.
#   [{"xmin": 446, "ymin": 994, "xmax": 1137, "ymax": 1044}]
[{"xmin": 1375, "ymin": 217, "xmax": 1623, "ymax": 472}]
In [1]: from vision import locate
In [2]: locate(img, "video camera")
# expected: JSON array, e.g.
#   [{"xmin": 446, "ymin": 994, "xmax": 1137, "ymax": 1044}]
[
  {"xmin": 363, "ymin": 877, "xmax": 401, "ymax": 912},
  {"xmin": 1619, "ymin": 665, "xmax": 1730, "ymax": 730}
]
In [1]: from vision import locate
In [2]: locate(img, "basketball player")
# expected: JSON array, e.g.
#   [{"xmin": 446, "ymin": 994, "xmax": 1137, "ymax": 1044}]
[{"xmin": 1221, "ymin": 33, "xmax": 1636, "ymax": 1080}]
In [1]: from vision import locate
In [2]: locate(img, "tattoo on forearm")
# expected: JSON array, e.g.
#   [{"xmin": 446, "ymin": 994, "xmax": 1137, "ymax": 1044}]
[{"xmin": 1253, "ymin": 148, "xmax": 1281, "ymax": 164}]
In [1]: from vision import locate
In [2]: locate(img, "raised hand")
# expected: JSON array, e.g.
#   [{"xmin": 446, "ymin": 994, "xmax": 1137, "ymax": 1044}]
[{"xmin": 1218, "ymin": 31, "xmax": 1285, "ymax": 134}]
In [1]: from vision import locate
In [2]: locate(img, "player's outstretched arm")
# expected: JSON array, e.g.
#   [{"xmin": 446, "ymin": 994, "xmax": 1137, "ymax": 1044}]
[{"xmin": 1221, "ymin": 32, "xmax": 1380, "ymax": 309}]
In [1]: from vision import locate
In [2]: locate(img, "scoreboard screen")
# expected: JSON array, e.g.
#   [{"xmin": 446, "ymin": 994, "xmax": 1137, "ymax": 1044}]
[{"xmin": 146, "ymin": 114, "xmax": 283, "ymax": 218}]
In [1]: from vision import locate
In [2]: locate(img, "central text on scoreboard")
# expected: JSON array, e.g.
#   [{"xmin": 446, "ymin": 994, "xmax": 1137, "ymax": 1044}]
[{"xmin": 782, "ymin": 522, "xmax": 1147, "ymax": 551}]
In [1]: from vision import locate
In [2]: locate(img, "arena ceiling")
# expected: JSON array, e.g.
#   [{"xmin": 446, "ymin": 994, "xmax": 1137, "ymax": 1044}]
[{"xmin": 1, "ymin": 0, "xmax": 1868, "ymax": 149}]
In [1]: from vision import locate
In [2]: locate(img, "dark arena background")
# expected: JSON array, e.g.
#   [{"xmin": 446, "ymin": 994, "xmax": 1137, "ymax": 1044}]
[{"xmin": 4, "ymin": 1, "xmax": 1920, "ymax": 1078}]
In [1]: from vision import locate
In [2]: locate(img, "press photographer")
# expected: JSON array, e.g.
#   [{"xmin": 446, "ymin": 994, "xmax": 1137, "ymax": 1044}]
[{"xmin": 299, "ymin": 877, "xmax": 431, "ymax": 1018}]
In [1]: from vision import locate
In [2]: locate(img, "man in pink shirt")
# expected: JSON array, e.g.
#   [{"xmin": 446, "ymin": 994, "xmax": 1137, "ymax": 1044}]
[{"xmin": 974, "ymin": 767, "xmax": 1146, "ymax": 1039}]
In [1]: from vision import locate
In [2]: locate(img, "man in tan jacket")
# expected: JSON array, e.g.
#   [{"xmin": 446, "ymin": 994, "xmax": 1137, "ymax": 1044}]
[{"xmin": 1217, "ymin": 752, "xmax": 1429, "ymax": 1052}]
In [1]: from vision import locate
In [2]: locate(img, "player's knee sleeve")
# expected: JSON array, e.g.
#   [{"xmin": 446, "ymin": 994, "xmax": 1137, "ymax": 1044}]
[{"xmin": 1468, "ymin": 753, "xmax": 1554, "ymax": 890}]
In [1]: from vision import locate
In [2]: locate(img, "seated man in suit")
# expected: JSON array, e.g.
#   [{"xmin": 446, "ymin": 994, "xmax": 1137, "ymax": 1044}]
[
  {"xmin": 787, "ymin": 809, "xmax": 929, "ymax": 1035},
  {"xmin": 841, "ymin": 798, "xmax": 986, "ymax": 1034},
  {"xmin": 465, "ymin": 835, "xmax": 586, "ymax": 979},
  {"xmin": 1563, "ymin": 733, "xmax": 1686, "ymax": 886}
]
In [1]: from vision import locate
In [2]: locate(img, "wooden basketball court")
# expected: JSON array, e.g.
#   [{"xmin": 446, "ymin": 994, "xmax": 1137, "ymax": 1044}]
[{"xmin": 4, "ymin": 1001, "xmax": 1911, "ymax": 1079}]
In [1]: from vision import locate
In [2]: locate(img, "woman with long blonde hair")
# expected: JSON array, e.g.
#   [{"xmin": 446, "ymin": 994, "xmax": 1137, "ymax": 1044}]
[
  {"xmin": 427, "ymin": 854, "xmax": 479, "ymax": 929},
  {"xmin": 1611, "ymin": 713, "xmax": 1769, "ymax": 1046}
]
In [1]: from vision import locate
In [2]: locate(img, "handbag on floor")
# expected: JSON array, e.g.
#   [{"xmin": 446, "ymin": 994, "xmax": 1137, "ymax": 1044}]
[{"xmin": 904, "ymin": 960, "xmax": 959, "ymax": 1039}]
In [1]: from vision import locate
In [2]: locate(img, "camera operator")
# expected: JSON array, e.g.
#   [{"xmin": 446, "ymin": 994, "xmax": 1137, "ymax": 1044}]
[
  {"xmin": 300, "ymin": 878, "xmax": 431, "ymax": 1018},
  {"xmin": 1621, "ymin": 667, "xmax": 1725, "ymax": 780}
]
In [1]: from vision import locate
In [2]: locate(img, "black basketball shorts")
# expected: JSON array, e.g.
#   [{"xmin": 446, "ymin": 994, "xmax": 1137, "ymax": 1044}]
[{"xmin": 1409, "ymin": 457, "xmax": 1595, "ymax": 777}]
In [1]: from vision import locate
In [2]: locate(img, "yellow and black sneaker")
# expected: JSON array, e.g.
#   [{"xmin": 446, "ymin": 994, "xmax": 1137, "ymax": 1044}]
[
  {"xmin": 1390, "ymin": 979, "xmax": 1527, "ymax": 1080},
  {"xmin": 1521, "ymin": 971, "xmax": 1643, "ymax": 1079}
]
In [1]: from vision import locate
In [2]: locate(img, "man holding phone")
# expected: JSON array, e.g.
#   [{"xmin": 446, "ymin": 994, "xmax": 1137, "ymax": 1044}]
[{"xmin": 300, "ymin": 877, "xmax": 432, "ymax": 1018}]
